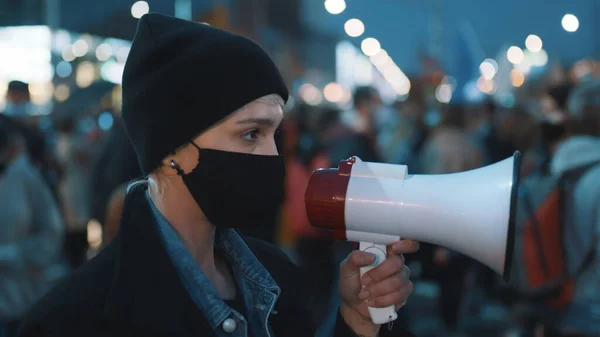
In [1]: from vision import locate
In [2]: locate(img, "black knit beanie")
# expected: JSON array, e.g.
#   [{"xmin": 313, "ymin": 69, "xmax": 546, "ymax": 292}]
[{"xmin": 122, "ymin": 13, "xmax": 289, "ymax": 174}]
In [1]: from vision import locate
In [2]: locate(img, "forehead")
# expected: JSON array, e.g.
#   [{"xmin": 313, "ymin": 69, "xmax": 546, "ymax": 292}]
[{"xmin": 229, "ymin": 98, "xmax": 283, "ymax": 121}]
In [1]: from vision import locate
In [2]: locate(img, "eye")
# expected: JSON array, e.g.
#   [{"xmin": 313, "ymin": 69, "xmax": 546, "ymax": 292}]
[{"xmin": 241, "ymin": 129, "xmax": 260, "ymax": 142}]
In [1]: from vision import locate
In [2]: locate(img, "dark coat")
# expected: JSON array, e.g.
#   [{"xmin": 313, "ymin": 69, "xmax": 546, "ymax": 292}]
[{"xmin": 17, "ymin": 184, "xmax": 415, "ymax": 337}]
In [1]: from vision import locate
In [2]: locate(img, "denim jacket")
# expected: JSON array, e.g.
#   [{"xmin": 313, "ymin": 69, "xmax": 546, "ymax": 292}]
[{"xmin": 147, "ymin": 193, "xmax": 280, "ymax": 337}]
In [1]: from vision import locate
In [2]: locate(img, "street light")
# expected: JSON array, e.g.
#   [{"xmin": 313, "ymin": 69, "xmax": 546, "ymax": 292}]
[{"xmin": 131, "ymin": 1, "xmax": 150, "ymax": 19}]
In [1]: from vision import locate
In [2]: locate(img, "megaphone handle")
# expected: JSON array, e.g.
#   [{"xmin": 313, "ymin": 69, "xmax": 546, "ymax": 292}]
[{"xmin": 359, "ymin": 242, "xmax": 398, "ymax": 325}]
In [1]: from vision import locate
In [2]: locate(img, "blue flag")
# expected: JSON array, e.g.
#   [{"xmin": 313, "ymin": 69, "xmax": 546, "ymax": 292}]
[{"xmin": 450, "ymin": 20, "xmax": 486, "ymax": 104}]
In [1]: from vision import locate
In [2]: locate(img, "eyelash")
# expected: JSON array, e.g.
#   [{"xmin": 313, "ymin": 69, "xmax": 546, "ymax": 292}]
[
  {"xmin": 240, "ymin": 128, "xmax": 280, "ymax": 142},
  {"xmin": 241, "ymin": 129, "xmax": 260, "ymax": 142}
]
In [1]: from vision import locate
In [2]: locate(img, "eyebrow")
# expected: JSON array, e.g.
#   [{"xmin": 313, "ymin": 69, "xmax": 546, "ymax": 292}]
[{"xmin": 235, "ymin": 117, "xmax": 278, "ymax": 127}]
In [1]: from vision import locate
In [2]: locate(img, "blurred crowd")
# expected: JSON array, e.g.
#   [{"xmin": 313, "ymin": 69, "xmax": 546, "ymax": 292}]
[{"xmin": 1, "ymin": 56, "xmax": 599, "ymax": 336}]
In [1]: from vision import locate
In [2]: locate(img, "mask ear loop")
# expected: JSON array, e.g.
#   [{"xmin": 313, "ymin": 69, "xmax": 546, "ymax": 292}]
[{"xmin": 188, "ymin": 140, "xmax": 202, "ymax": 162}]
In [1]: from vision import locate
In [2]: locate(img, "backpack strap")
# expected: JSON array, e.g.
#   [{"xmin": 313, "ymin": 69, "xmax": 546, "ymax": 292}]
[
  {"xmin": 521, "ymin": 184, "xmax": 552, "ymax": 278},
  {"xmin": 521, "ymin": 161, "xmax": 600, "ymax": 301},
  {"xmin": 557, "ymin": 160, "xmax": 600, "ymax": 280}
]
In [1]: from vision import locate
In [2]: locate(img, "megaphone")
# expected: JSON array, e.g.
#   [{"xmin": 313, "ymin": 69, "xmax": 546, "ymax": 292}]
[{"xmin": 305, "ymin": 151, "xmax": 521, "ymax": 325}]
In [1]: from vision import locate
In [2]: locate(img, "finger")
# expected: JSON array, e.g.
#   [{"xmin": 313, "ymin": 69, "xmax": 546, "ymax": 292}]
[
  {"xmin": 387, "ymin": 240, "xmax": 420, "ymax": 255},
  {"xmin": 341, "ymin": 250, "xmax": 377, "ymax": 277},
  {"xmin": 359, "ymin": 267, "xmax": 411, "ymax": 299},
  {"xmin": 366, "ymin": 281, "xmax": 414, "ymax": 308},
  {"xmin": 362, "ymin": 254, "xmax": 405, "ymax": 286}
]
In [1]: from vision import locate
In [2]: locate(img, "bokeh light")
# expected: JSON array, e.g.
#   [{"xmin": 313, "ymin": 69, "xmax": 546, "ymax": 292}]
[
  {"xmin": 344, "ymin": 19, "xmax": 365, "ymax": 38},
  {"xmin": 323, "ymin": 82, "xmax": 344, "ymax": 103},
  {"xmin": 76, "ymin": 61, "xmax": 96, "ymax": 88},
  {"xmin": 507, "ymin": 46, "xmax": 524, "ymax": 65},
  {"xmin": 131, "ymin": 1, "xmax": 150, "ymax": 19},
  {"xmin": 479, "ymin": 59, "xmax": 498, "ymax": 80},
  {"xmin": 95, "ymin": 43, "xmax": 112, "ymax": 61},
  {"xmin": 525, "ymin": 35, "xmax": 543, "ymax": 52},
  {"xmin": 510, "ymin": 69, "xmax": 525, "ymax": 87},
  {"xmin": 324, "ymin": 0, "xmax": 346, "ymax": 15},
  {"xmin": 72, "ymin": 39, "xmax": 89, "ymax": 57},
  {"xmin": 361, "ymin": 38, "xmax": 381, "ymax": 57},
  {"xmin": 370, "ymin": 49, "xmax": 390, "ymax": 67},
  {"xmin": 530, "ymin": 49, "xmax": 549, "ymax": 67},
  {"xmin": 116, "ymin": 47, "xmax": 130, "ymax": 64},
  {"xmin": 98, "ymin": 111, "xmax": 115, "ymax": 131},
  {"xmin": 54, "ymin": 84, "xmax": 70, "ymax": 102},
  {"xmin": 56, "ymin": 61, "xmax": 73, "ymax": 78},
  {"xmin": 28, "ymin": 82, "xmax": 54, "ymax": 104},
  {"xmin": 299, "ymin": 83, "xmax": 323, "ymax": 106},
  {"xmin": 435, "ymin": 83, "xmax": 453, "ymax": 103},
  {"xmin": 477, "ymin": 77, "xmax": 495, "ymax": 94},
  {"xmin": 562, "ymin": 14, "xmax": 579, "ymax": 32},
  {"xmin": 62, "ymin": 48, "xmax": 76, "ymax": 62}
]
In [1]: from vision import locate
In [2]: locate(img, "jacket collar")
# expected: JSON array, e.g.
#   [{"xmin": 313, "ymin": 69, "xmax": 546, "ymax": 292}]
[
  {"xmin": 103, "ymin": 182, "xmax": 213, "ymax": 336},
  {"xmin": 146, "ymin": 190, "xmax": 280, "ymax": 331}
]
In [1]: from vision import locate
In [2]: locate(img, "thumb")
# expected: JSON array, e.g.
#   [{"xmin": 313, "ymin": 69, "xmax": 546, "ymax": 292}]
[{"xmin": 340, "ymin": 250, "xmax": 378, "ymax": 278}]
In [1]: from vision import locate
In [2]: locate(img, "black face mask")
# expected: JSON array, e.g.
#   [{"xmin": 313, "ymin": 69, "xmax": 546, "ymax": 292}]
[{"xmin": 171, "ymin": 143, "xmax": 286, "ymax": 229}]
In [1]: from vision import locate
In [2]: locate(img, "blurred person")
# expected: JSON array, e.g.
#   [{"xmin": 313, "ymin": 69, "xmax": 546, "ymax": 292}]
[
  {"xmin": 539, "ymin": 79, "xmax": 600, "ymax": 337},
  {"xmin": 380, "ymin": 83, "xmax": 429, "ymax": 171},
  {"xmin": 351, "ymin": 86, "xmax": 381, "ymax": 136},
  {"xmin": 0, "ymin": 121, "xmax": 67, "ymax": 337},
  {"xmin": 102, "ymin": 183, "xmax": 129, "ymax": 247},
  {"xmin": 0, "ymin": 81, "xmax": 60, "ymax": 196},
  {"xmin": 419, "ymin": 104, "xmax": 484, "ymax": 175},
  {"xmin": 469, "ymin": 101, "xmax": 512, "ymax": 165},
  {"xmin": 54, "ymin": 115, "xmax": 93, "ymax": 268},
  {"xmin": 485, "ymin": 105, "xmax": 537, "ymax": 167},
  {"xmin": 18, "ymin": 14, "xmax": 417, "ymax": 337},
  {"xmin": 526, "ymin": 83, "xmax": 573, "ymax": 177},
  {"xmin": 89, "ymin": 118, "xmax": 142, "ymax": 227},
  {"xmin": 324, "ymin": 104, "xmax": 381, "ymax": 164},
  {"xmin": 343, "ymin": 86, "xmax": 383, "ymax": 163}
]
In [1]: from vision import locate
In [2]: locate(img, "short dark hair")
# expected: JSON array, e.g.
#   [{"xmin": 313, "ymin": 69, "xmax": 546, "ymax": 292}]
[
  {"xmin": 567, "ymin": 80, "xmax": 600, "ymax": 136},
  {"xmin": 316, "ymin": 106, "xmax": 341, "ymax": 133},
  {"xmin": 353, "ymin": 86, "xmax": 377, "ymax": 107},
  {"xmin": 7, "ymin": 81, "xmax": 30, "ymax": 98},
  {"xmin": 547, "ymin": 83, "xmax": 573, "ymax": 110},
  {"xmin": 441, "ymin": 103, "xmax": 466, "ymax": 128}
]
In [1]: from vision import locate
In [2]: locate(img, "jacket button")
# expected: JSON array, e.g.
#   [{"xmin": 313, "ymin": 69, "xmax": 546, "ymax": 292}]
[{"xmin": 222, "ymin": 318, "xmax": 237, "ymax": 333}]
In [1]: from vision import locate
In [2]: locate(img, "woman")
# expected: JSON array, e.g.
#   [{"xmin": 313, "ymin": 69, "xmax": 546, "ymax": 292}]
[
  {"xmin": 54, "ymin": 116, "xmax": 93, "ymax": 268},
  {"xmin": 18, "ymin": 13, "xmax": 417, "ymax": 337}
]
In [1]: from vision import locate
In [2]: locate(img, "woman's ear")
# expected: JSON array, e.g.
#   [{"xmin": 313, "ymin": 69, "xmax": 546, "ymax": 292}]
[
  {"xmin": 161, "ymin": 143, "xmax": 198, "ymax": 175},
  {"xmin": 161, "ymin": 149, "xmax": 183, "ymax": 176}
]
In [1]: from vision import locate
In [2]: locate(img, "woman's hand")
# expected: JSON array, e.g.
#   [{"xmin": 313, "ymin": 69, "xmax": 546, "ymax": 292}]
[{"xmin": 338, "ymin": 239, "xmax": 419, "ymax": 336}]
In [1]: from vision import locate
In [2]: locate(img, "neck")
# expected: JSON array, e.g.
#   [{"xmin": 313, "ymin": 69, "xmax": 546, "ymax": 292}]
[{"xmin": 148, "ymin": 182, "xmax": 233, "ymax": 287}]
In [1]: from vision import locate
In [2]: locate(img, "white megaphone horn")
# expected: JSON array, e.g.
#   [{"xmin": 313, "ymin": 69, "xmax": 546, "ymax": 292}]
[{"xmin": 305, "ymin": 151, "xmax": 521, "ymax": 325}]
